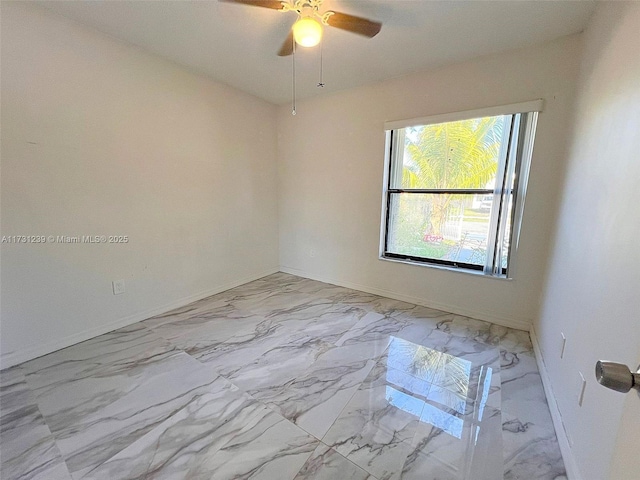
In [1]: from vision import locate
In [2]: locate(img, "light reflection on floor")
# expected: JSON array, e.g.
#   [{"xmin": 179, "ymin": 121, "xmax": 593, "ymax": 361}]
[{"xmin": 384, "ymin": 336, "xmax": 493, "ymax": 443}]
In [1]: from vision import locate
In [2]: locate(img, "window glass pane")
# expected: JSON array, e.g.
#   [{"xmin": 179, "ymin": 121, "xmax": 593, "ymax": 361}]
[
  {"xmin": 383, "ymin": 109, "xmax": 538, "ymax": 276},
  {"xmin": 387, "ymin": 193, "xmax": 496, "ymax": 267},
  {"xmin": 391, "ymin": 115, "xmax": 510, "ymax": 190}
]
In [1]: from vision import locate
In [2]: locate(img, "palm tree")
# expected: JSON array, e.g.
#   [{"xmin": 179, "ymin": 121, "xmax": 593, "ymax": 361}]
[{"xmin": 401, "ymin": 116, "xmax": 505, "ymax": 237}]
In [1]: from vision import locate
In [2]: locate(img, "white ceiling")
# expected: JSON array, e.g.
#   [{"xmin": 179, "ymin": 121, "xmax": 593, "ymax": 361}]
[{"xmin": 35, "ymin": 0, "xmax": 597, "ymax": 105}]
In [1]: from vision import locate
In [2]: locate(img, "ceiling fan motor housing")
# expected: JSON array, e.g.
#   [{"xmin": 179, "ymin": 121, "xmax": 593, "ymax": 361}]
[{"xmin": 220, "ymin": 0, "xmax": 382, "ymax": 56}]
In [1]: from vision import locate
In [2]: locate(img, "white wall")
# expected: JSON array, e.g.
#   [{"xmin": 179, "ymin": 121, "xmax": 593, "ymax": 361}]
[
  {"xmin": 0, "ymin": 3, "xmax": 279, "ymax": 367},
  {"xmin": 277, "ymin": 35, "xmax": 582, "ymax": 329},
  {"xmin": 535, "ymin": 3, "xmax": 640, "ymax": 479}
]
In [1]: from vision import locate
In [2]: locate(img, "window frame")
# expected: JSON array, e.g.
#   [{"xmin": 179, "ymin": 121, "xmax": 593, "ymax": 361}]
[{"xmin": 379, "ymin": 101, "xmax": 541, "ymax": 278}]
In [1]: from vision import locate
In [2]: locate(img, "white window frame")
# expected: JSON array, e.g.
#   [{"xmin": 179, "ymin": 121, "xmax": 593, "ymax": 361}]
[{"xmin": 379, "ymin": 100, "xmax": 542, "ymax": 278}]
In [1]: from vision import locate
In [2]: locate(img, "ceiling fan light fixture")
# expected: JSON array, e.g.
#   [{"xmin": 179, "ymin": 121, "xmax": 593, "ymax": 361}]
[{"xmin": 292, "ymin": 17, "xmax": 323, "ymax": 47}]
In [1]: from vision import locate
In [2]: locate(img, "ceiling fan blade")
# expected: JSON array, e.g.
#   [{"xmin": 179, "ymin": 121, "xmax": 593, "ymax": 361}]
[
  {"xmin": 277, "ymin": 30, "xmax": 294, "ymax": 56},
  {"xmin": 326, "ymin": 12, "xmax": 382, "ymax": 38},
  {"xmin": 218, "ymin": 0, "xmax": 285, "ymax": 10}
]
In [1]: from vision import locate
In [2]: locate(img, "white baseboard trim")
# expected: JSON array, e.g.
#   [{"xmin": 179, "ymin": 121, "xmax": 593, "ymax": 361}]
[
  {"xmin": 530, "ymin": 326, "xmax": 582, "ymax": 480},
  {"xmin": 0, "ymin": 267, "xmax": 279, "ymax": 370},
  {"xmin": 280, "ymin": 266, "xmax": 531, "ymax": 331}
]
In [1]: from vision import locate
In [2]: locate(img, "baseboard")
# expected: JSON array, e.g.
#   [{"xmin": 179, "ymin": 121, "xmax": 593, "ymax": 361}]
[
  {"xmin": 0, "ymin": 267, "xmax": 279, "ymax": 370},
  {"xmin": 530, "ymin": 326, "xmax": 582, "ymax": 480},
  {"xmin": 279, "ymin": 266, "xmax": 531, "ymax": 331}
]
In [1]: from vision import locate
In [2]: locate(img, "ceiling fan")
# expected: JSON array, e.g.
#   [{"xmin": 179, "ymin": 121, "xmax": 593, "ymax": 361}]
[{"xmin": 220, "ymin": 0, "xmax": 382, "ymax": 56}]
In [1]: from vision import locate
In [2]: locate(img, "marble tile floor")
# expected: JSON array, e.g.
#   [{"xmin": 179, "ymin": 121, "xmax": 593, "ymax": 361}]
[{"xmin": 0, "ymin": 273, "xmax": 566, "ymax": 480}]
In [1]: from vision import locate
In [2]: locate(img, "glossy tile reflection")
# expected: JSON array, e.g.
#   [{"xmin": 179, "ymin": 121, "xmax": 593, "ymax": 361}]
[
  {"xmin": 0, "ymin": 273, "xmax": 566, "ymax": 479},
  {"xmin": 323, "ymin": 337, "xmax": 502, "ymax": 480}
]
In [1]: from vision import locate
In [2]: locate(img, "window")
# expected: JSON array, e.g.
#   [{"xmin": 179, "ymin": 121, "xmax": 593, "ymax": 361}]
[{"xmin": 381, "ymin": 101, "xmax": 540, "ymax": 277}]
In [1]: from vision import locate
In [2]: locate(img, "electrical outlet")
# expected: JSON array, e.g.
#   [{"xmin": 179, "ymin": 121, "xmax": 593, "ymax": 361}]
[
  {"xmin": 112, "ymin": 279, "xmax": 125, "ymax": 295},
  {"xmin": 578, "ymin": 371, "xmax": 586, "ymax": 406},
  {"xmin": 560, "ymin": 332, "xmax": 567, "ymax": 359},
  {"xmin": 309, "ymin": 247, "xmax": 316, "ymax": 258}
]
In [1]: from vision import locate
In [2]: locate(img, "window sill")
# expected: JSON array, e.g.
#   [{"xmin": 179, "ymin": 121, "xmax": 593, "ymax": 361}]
[{"xmin": 378, "ymin": 255, "xmax": 512, "ymax": 281}]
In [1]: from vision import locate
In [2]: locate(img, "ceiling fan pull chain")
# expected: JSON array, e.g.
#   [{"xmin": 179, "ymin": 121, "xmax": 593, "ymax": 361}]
[
  {"xmin": 292, "ymin": 38, "xmax": 297, "ymax": 115},
  {"xmin": 317, "ymin": 38, "xmax": 325, "ymax": 88}
]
